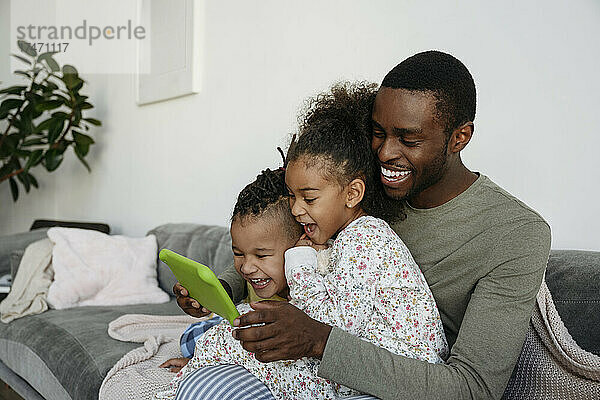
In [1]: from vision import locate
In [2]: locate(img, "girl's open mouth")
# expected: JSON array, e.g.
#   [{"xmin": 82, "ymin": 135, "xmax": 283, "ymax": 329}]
[{"xmin": 302, "ymin": 223, "xmax": 317, "ymax": 237}]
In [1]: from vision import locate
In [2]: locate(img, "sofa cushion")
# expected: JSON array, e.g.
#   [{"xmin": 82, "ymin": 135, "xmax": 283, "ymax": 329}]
[
  {"xmin": 545, "ymin": 250, "xmax": 600, "ymax": 356},
  {"xmin": 0, "ymin": 299, "xmax": 184, "ymax": 400},
  {"xmin": 46, "ymin": 229, "xmax": 168, "ymax": 309},
  {"xmin": 148, "ymin": 224, "xmax": 233, "ymax": 295},
  {"xmin": 2, "ymin": 221, "xmax": 110, "ymax": 279}
]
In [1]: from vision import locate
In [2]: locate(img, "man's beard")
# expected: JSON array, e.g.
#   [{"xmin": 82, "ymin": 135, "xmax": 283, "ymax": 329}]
[{"xmin": 387, "ymin": 141, "xmax": 450, "ymax": 202}]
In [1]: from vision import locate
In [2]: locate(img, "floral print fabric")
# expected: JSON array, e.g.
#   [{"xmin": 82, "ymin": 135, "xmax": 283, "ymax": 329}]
[
  {"xmin": 287, "ymin": 216, "xmax": 448, "ymax": 364},
  {"xmin": 156, "ymin": 216, "xmax": 448, "ymax": 400}
]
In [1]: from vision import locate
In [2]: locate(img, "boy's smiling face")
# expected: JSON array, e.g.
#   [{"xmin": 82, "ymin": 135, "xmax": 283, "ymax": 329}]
[{"xmin": 230, "ymin": 215, "xmax": 295, "ymax": 299}]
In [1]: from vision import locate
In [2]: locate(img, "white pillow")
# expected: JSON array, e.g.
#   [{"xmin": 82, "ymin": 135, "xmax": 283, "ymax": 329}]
[{"xmin": 47, "ymin": 228, "xmax": 169, "ymax": 309}]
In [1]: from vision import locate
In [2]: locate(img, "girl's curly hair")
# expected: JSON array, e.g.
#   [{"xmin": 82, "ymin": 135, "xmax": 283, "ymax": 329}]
[{"xmin": 287, "ymin": 81, "xmax": 404, "ymax": 223}]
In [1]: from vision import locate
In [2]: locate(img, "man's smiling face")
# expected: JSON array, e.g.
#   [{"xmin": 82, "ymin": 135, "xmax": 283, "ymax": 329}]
[{"xmin": 371, "ymin": 87, "xmax": 450, "ymax": 203}]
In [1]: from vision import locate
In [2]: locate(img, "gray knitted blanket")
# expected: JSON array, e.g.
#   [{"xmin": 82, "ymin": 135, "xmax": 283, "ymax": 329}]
[{"xmin": 503, "ymin": 280, "xmax": 600, "ymax": 399}]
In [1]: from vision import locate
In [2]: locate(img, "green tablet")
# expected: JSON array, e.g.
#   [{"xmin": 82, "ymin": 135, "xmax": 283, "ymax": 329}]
[{"xmin": 159, "ymin": 249, "xmax": 240, "ymax": 325}]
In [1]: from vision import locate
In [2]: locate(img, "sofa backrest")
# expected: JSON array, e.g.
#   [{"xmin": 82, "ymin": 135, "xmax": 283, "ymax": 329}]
[{"xmin": 147, "ymin": 223, "xmax": 233, "ymax": 296}]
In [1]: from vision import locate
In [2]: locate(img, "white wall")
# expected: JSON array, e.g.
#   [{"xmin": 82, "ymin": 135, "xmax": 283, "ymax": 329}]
[{"xmin": 1, "ymin": 0, "xmax": 599, "ymax": 250}]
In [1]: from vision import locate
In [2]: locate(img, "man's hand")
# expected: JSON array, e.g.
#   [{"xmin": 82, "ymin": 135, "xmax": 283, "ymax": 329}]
[
  {"xmin": 231, "ymin": 301, "xmax": 332, "ymax": 362},
  {"xmin": 295, "ymin": 233, "xmax": 329, "ymax": 251},
  {"xmin": 173, "ymin": 282, "xmax": 212, "ymax": 318},
  {"xmin": 159, "ymin": 357, "xmax": 190, "ymax": 373}
]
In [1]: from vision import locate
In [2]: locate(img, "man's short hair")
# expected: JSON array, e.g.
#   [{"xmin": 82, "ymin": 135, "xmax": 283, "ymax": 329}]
[{"xmin": 381, "ymin": 50, "xmax": 476, "ymax": 135}]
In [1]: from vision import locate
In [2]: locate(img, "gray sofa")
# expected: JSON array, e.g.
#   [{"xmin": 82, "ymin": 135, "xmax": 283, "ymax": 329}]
[
  {"xmin": 0, "ymin": 223, "xmax": 233, "ymax": 400},
  {"xmin": 0, "ymin": 223, "xmax": 598, "ymax": 400}
]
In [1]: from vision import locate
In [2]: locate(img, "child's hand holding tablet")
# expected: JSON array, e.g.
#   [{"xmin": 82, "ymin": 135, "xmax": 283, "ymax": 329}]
[
  {"xmin": 173, "ymin": 282, "xmax": 212, "ymax": 318},
  {"xmin": 159, "ymin": 249, "xmax": 240, "ymax": 325}
]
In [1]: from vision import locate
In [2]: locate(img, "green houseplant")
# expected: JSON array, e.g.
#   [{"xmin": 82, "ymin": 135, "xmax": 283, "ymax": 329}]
[{"xmin": 0, "ymin": 40, "xmax": 101, "ymax": 201}]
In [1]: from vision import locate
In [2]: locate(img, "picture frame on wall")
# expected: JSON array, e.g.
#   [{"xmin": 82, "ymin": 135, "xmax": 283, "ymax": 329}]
[{"xmin": 136, "ymin": 0, "xmax": 203, "ymax": 105}]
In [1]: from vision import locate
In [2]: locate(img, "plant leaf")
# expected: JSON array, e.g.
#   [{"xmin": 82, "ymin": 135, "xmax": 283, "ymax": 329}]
[
  {"xmin": 73, "ymin": 108, "xmax": 82, "ymax": 126},
  {"xmin": 54, "ymin": 94, "xmax": 70, "ymax": 104},
  {"xmin": 79, "ymin": 101, "xmax": 93, "ymax": 110},
  {"xmin": 17, "ymin": 171, "xmax": 31, "ymax": 192},
  {"xmin": 0, "ymin": 134, "xmax": 20, "ymax": 157},
  {"xmin": 0, "ymin": 143, "xmax": 10, "ymax": 159},
  {"xmin": 73, "ymin": 131, "xmax": 94, "ymax": 156},
  {"xmin": 46, "ymin": 81, "xmax": 59, "ymax": 91},
  {"xmin": 34, "ymin": 118, "xmax": 54, "ymax": 133},
  {"xmin": 9, "ymin": 177, "xmax": 19, "ymax": 201},
  {"xmin": 0, "ymin": 98, "xmax": 24, "ymax": 109},
  {"xmin": 19, "ymin": 104, "xmax": 36, "ymax": 133},
  {"xmin": 73, "ymin": 81, "xmax": 84, "ymax": 92},
  {"xmin": 74, "ymin": 94, "xmax": 88, "ymax": 102},
  {"xmin": 51, "ymin": 111, "xmax": 68, "ymax": 120},
  {"xmin": 48, "ymin": 119, "xmax": 65, "ymax": 144},
  {"xmin": 62, "ymin": 75, "xmax": 83, "ymax": 91},
  {"xmin": 11, "ymin": 54, "xmax": 32, "ymax": 66},
  {"xmin": 43, "ymin": 149, "xmax": 63, "ymax": 171},
  {"xmin": 14, "ymin": 70, "xmax": 31, "ymax": 79},
  {"xmin": 22, "ymin": 137, "xmax": 45, "ymax": 146},
  {"xmin": 72, "ymin": 131, "xmax": 94, "ymax": 145},
  {"xmin": 73, "ymin": 146, "xmax": 91, "ymax": 172},
  {"xmin": 24, "ymin": 149, "xmax": 43, "ymax": 171},
  {"xmin": 38, "ymin": 52, "xmax": 60, "ymax": 72},
  {"xmin": 17, "ymin": 40, "xmax": 37, "ymax": 57},
  {"xmin": 55, "ymin": 139, "xmax": 68, "ymax": 154},
  {"xmin": 62, "ymin": 65, "xmax": 78, "ymax": 76},
  {"xmin": 11, "ymin": 157, "xmax": 22, "ymax": 170},
  {"xmin": 35, "ymin": 99, "xmax": 63, "ymax": 112},
  {"xmin": 83, "ymin": 118, "xmax": 101, "ymax": 126},
  {"xmin": 15, "ymin": 149, "xmax": 31, "ymax": 158},
  {"xmin": 0, "ymin": 162, "xmax": 13, "ymax": 179},
  {"xmin": 0, "ymin": 98, "xmax": 24, "ymax": 115},
  {"xmin": 28, "ymin": 172, "xmax": 39, "ymax": 188},
  {"xmin": 31, "ymin": 106, "xmax": 44, "ymax": 120},
  {"xmin": 24, "ymin": 93, "xmax": 43, "ymax": 119},
  {"xmin": 0, "ymin": 85, "xmax": 27, "ymax": 95}
]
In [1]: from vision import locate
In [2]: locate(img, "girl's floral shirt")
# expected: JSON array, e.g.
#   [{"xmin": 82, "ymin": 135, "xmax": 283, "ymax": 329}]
[{"xmin": 286, "ymin": 215, "xmax": 448, "ymax": 364}]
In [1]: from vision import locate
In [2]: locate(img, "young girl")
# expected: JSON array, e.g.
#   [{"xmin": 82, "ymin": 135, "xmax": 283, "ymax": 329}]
[{"xmin": 157, "ymin": 82, "xmax": 448, "ymax": 400}]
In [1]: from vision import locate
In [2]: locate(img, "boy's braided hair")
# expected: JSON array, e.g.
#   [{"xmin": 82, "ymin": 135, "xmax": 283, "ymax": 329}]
[
  {"xmin": 232, "ymin": 167, "xmax": 286, "ymax": 219},
  {"xmin": 232, "ymin": 149, "xmax": 302, "ymax": 240}
]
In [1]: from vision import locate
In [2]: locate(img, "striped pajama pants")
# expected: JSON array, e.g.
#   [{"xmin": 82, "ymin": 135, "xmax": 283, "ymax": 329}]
[{"xmin": 174, "ymin": 364, "xmax": 379, "ymax": 400}]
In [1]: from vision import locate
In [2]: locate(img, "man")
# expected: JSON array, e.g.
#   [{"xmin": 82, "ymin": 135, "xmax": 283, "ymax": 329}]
[{"xmin": 176, "ymin": 50, "xmax": 551, "ymax": 399}]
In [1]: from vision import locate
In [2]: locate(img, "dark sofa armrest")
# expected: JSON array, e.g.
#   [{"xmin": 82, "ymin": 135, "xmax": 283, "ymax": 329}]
[
  {"xmin": 30, "ymin": 219, "xmax": 110, "ymax": 234},
  {"xmin": 545, "ymin": 249, "xmax": 600, "ymax": 356},
  {"xmin": 2, "ymin": 220, "xmax": 111, "ymax": 279},
  {"xmin": 0, "ymin": 229, "xmax": 50, "ymax": 277}
]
